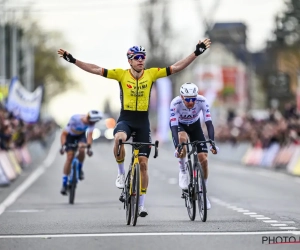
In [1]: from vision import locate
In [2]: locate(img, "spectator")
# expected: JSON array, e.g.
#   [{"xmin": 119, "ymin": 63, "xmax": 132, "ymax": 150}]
[
  {"xmin": 0, "ymin": 106, "xmax": 56, "ymax": 151},
  {"xmin": 214, "ymin": 106, "xmax": 300, "ymax": 148}
]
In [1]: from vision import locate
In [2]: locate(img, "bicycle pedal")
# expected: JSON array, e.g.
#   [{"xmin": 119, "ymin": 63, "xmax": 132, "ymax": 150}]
[{"xmin": 119, "ymin": 195, "xmax": 125, "ymax": 203}]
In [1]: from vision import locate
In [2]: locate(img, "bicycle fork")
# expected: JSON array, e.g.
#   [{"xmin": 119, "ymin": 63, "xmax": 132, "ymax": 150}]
[
  {"xmin": 119, "ymin": 150, "xmax": 141, "ymax": 203},
  {"xmin": 119, "ymin": 170, "xmax": 131, "ymax": 203},
  {"xmin": 69, "ymin": 158, "xmax": 79, "ymax": 184}
]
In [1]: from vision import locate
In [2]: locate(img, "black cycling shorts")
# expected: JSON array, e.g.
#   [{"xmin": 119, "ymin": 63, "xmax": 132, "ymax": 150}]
[
  {"xmin": 65, "ymin": 133, "xmax": 87, "ymax": 151},
  {"xmin": 177, "ymin": 119, "xmax": 208, "ymax": 154},
  {"xmin": 113, "ymin": 112, "xmax": 151, "ymax": 158}
]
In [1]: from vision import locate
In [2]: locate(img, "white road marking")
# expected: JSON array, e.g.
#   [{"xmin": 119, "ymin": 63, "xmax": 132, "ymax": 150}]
[
  {"xmin": 0, "ymin": 132, "xmax": 59, "ymax": 216},
  {"xmin": 7, "ymin": 209, "xmax": 44, "ymax": 213},
  {"xmin": 232, "ymin": 208, "xmax": 244, "ymax": 211},
  {"xmin": 209, "ymin": 196, "xmax": 297, "ymax": 231},
  {"xmin": 0, "ymin": 231, "xmax": 300, "ymax": 239},
  {"xmin": 226, "ymin": 206, "xmax": 238, "ymax": 209}
]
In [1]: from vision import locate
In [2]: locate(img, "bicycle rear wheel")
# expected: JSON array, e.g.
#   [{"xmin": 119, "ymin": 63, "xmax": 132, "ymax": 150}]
[
  {"xmin": 69, "ymin": 161, "xmax": 77, "ymax": 204},
  {"xmin": 124, "ymin": 170, "xmax": 131, "ymax": 225},
  {"xmin": 186, "ymin": 161, "xmax": 196, "ymax": 221},
  {"xmin": 130, "ymin": 163, "xmax": 140, "ymax": 226},
  {"xmin": 196, "ymin": 162, "xmax": 207, "ymax": 222}
]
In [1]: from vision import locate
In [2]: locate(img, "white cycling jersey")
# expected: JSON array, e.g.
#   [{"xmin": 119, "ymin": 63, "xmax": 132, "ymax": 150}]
[
  {"xmin": 170, "ymin": 95, "xmax": 212, "ymax": 126},
  {"xmin": 65, "ymin": 114, "xmax": 95, "ymax": 136}
]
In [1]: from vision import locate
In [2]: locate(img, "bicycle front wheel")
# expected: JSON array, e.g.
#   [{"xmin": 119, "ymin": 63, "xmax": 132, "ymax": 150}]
[
  {"xmin": 130, "ymin": 163, "xmax": 140, "ymax": 226},
  {"xmin": 186, "ymin": 160, "xmax": 196, "ymax": 221},
  {"xmin": 124, "ymin": 170, "xmax": 131, "ymax": 225},
  {"xmin": 196, "ymin": 162, "xmax": 207, "ymax": 222},
  {"xmin": 69, "ymin": 161, "xmax": 77, "ymax": 204}
]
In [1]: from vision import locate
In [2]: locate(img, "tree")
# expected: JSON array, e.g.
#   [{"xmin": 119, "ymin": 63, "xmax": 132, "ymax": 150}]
[
  {"xmin": 139, "ymin": 0, "xmax": 174, "ymax": 68},
  {"xmin": 274, "ymin": 0, "xmax": 300, "ymax": 47},
  {"xmin": 3, "ymin": 7, "xmax": 78, "ymax": 103},
  {"xmin": 139, "ymin": 0, "xmax": 185, "ymax": 98},
  {"xmin": 262, "ymin": 0, "xmax": 300, "ymax": 110},
  {"xmin": 23, "ymin": 21, "xmax": 78, "ymax": 102}
]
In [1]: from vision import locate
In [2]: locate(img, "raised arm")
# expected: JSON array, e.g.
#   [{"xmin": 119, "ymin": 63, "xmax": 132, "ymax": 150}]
[
  {"xmin": 170, "ymin": 39, "xmax": 211, "ymax": 74},
  {"xmin": 57, "ymin": 49, "xmax": 104, "ymax": 76}
]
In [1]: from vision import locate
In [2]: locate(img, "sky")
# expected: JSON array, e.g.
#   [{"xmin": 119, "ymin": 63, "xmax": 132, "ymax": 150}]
[{"xmin": 5, "ymin": 0, "xmax": 286, "ymax": 124}]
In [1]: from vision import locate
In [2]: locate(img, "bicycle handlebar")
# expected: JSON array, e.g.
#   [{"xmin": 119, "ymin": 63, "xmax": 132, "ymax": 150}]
[
  {"xmin": 65, "ymin": 143, "xmax": 88, "ymax": 149},
  {"xmin": 177, "ymin": 139, "xmax": 216, "ymax": 155},
  {"xmin": 61, "ymin": 143, "xmax": 92, "ymax": 156},
  {"xmin": 117, "ymin": 139, "xmax": 159, "ymax": 158}
]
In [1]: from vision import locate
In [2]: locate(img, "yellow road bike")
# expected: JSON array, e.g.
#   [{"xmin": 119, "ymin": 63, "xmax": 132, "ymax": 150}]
[{"xmin": 117, "ymin": 139, "xmax": 159, "ymax": 226}]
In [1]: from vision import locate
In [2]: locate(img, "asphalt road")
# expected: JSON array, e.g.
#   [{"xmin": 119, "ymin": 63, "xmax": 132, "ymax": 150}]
[{"xmin": 0, "ymin": 134, "xmax": 300, "ymax": 250}]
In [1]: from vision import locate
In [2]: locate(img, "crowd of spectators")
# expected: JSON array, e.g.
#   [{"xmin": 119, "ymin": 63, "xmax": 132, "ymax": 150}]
[
  {"xmin": 0, "ymin": 103, "xmax": 57, "ymax": 151},
  {"xmin": 214, "ymin": 102, "xmax": 300, "ymax": 148}
]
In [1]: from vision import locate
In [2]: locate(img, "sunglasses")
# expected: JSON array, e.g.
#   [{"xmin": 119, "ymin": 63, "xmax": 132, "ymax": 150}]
[
  {"xmin": 132, "ymin": 55, "xmax": 146, "ymax": 60},
  {"xmin": 184, "ymin": 97, "xmax": 197, "ymax": 102}
]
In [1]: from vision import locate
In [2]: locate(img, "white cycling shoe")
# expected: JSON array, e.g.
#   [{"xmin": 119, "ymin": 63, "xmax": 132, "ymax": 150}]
[
  {"xmin": 115, "ymin": 174, "xmax": 125, "ymax": 189},
  {"xmin": 138, "ymin": 206, "xmax": 148, "ymax": 217},
  {"xmin": 179, "ymin": 171, "xmax": 189, "ymax": 190},
  {"xmin": 206, "ymin": 197, "xmax": 211, "ymax": 210}
]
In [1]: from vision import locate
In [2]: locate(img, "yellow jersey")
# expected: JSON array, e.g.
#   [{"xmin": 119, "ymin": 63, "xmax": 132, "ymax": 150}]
[{"xmin": 103, "ymin": 67, "xmax": 172, "ymax": 112}]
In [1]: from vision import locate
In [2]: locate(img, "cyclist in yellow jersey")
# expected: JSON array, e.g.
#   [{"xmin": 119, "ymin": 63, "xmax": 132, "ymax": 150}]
[{"xmin": 58, "ymin": 39, "xmax": 211, "ymax": 217}]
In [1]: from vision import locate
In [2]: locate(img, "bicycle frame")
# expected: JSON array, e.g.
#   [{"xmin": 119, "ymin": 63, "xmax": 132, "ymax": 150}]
[
  {"xmin": 130, "ymin": 148, "xmax": 141, "ymax": 195},
  {"xmin": 67, "ymin": 143, "xmax": 87, "ymax": 182},
  {"xmin": 182, "ymin": 139, "xmax": 215, "ymax": 191},
  {"xmin": 118, "ymin": 139, "xmax": 159, "ymax": 195},
  {"xmin": 186, "ymin": 142, "xmax": 200, "ymax": 200}
]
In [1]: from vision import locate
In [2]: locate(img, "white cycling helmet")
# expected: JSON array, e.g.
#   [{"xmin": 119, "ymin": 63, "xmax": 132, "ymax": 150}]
[
  {"xmin": 180, "ymin": 82, "xmax": 198, "ymax": 97},
  {"xmin": 87, "ymin": 110, "xmax": 103, "ymax": 122}
]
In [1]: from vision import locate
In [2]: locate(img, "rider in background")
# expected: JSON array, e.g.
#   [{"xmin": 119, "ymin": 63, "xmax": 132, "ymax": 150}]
[
  {"xmin": 169, "ymin": 83, "xmax": 219, "ymax": 210},
  {"xmin": 59, "ymin": 110, "xmax": 102, "ymax": 195}
]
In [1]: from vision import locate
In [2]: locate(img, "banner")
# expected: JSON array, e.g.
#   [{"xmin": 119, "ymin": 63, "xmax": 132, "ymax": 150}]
[
  {"xmin": 7, "ymin": 151, "xmax": 22, "ymax": 175},
  {"xmin": 6, "ymin": 77, "xmax": 43, "ymax": 123},
  {"xmin": 0, "ymin": 162, "xmax": 10, "ymax": 187},
  {"xmin": 260, "ymin": 143, "xmax": 281, "ymax": 168},
  {"xmin": 0, "ymin": 151, "xmax": 17, "ymax": 181},
  {"xmin": 287, "ymin": 146, "xmax": 300, "ymax": 176}
]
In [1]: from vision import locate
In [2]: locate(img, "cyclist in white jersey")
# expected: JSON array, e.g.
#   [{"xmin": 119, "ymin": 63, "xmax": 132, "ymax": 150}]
[
  {"xmin": 169, "ymin": 82, "xmax": 219, "ymax": 210},
  {"xmin": 59, "ymin": 110, "xmax": 102, "ymax": 195}
]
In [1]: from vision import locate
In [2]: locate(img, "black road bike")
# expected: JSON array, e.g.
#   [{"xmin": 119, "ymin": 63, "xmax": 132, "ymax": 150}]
[{"xmin": 178, "ymin": 139, "xmax": 216, "ymax": 222}]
